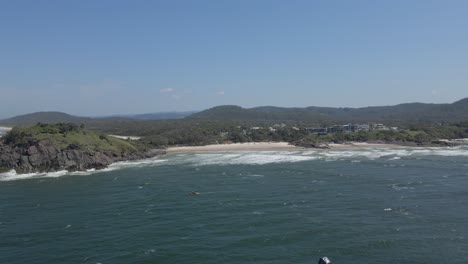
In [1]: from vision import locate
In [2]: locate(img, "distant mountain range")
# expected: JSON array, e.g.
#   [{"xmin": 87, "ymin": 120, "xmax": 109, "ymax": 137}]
[
  {"xmin": 189, "ymin": 98, "xmax": 468, "ymax": 124},
  {"xmin": 0, "ymin": 112, "xmax": 93, "ymax": 126},
  {"xmin": 0, "ymin": 111, "xmax": 197, "ymax": 126},
  {"xmin": 1, "ymin": 98, "xmax": 467, "ymax": 126},
  {"xmin": 105, "ymin": 111, "xmax": 197, "ymax": 120}
]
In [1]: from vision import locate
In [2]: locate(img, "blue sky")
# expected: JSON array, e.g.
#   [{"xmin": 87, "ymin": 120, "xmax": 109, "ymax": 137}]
[{"xmin": 1, "ymin": 0, "xmax": 467, "ymax": 118}]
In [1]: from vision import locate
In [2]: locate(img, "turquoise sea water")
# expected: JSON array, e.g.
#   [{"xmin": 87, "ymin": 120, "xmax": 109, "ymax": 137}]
[{"xmin": 1, "ymin": 146, "xmax": 468, "ymax": 264}]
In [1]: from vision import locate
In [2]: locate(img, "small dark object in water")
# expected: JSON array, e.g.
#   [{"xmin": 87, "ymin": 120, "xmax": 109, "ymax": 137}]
[
  {"xmin": 318, "ymin": 257, "xmax": 331, "ymax": 264},
  {"xmin": 190, "ymin": 191, "xmax": 200, "ymax": 195}
]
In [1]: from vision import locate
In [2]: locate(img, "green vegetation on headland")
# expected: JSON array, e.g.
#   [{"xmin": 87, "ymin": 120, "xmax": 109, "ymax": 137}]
[
  {"xmin": 3, "ymin": 123, "xmax": 137, "ymax": 152},
  {"xmin": 0, "ymin": 123, "xmax": 165, "ymax": 174}
]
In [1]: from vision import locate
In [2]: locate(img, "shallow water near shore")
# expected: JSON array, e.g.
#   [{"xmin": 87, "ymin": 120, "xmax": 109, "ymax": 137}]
[{"xmin": 1, "ymin": 146, "xmax": 468, "ymax": 263}]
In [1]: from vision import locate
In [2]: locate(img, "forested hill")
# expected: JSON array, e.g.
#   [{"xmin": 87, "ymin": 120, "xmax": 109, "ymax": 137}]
[
  {"xmin": 0, "ymin": 112, "xmax": 92, "ymax": 125},
  {"xmin": 188, "ymin": 98, "xmax": 468, "ymax": 124},
  {"xmin": 0, "ymin": 111, "xmax": 193, "ymax": 126},
  {"xmin": 103, "ymin": 111, "xmax": 197, "ymax": 120},
  {"xmin": 2, "ymin": 98, "xmax": 468, "ymax": 128}
]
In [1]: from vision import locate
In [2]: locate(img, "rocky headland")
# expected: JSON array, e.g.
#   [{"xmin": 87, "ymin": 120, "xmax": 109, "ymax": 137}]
[{"xmin": 0, "ymin": 123, "xmax": 165, "ymax": 174}]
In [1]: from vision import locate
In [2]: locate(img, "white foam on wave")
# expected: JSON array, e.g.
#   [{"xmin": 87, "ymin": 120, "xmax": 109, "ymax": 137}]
[
  {"xmin": 108, "ymin": 158, "xmax": 168, "ymax": 170},
  {"xmin": 247, "ymin": 174, "xmax": 265, "ymax": 177},
  {"xmin": 0, "ymin": 158, "xmax": 168, "ymax": 181},
  {"xmin": 407, "ymin": 147, "xmax": 468, "ymax": 157},
  {"xmin": 182, "ymin": 152, "xmax": 317, "ymax": 166},
  {"xmin": 308, "ymin": 148, "xmax": 405, "ymax": 161},
  {"xmin": 310, "ymin": 146, "xmax": 468, "ymax": 160},
  {"xmin": 2, "ymin": 146, "xmax": 467, "ymax": 180},
  {"xmin": 0, "ymin": 169, "xmax": 92, "ymax": 181},
  {"xmin": 0, "ymin": 170, "xmax": 44, "ymax": 181},
  {"xmin": 174, "ymin": 146, "xmax": 468, "ymax": 166}
]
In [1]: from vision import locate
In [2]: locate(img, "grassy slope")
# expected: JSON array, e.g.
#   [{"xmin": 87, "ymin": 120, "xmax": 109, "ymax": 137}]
[{"xmin": 3, "ymin": 123, "xmax": 141, "ymax": 154}]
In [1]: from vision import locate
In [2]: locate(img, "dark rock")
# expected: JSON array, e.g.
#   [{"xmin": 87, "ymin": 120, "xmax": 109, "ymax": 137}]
[{"xmin": 0, "ymin": 140, "xmax": 166, "ymax": 174}]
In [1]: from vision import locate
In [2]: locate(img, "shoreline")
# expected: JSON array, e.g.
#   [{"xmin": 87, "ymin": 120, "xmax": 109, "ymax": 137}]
[
  {"xmin": 328, "ymin": 142, "xmax": 404, "ymax": 148},
  {"xmin": 168, "ymin": 142, "xmax": 300, "ymax": 153},
  {"xmin": 167, "ymin": 141, "xmax": 406, "ymax": 153},
  {"xmin": 439, "ymin": 138, "xmax": 468, "ymax": 143},
  {"xmin": 108, "ymin": 134, "xmax": 141, "ymax": 140}
]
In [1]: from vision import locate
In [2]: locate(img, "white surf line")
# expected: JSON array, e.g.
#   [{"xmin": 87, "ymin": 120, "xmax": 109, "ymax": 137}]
[
  {"xmin": 167, "ymin": 142, "xmax": 300, "ymax": 153},
  {"xmin": 108, "ymin": 134, "xmax": 142, "ymax": 140},
  {"xmin": 183, "ymin": 152, "xmax": 317, "ymax": 165}
]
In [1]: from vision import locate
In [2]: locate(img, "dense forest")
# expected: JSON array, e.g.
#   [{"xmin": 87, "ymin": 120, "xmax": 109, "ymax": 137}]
[{"xmin": 137, "ymin": 121, "xmax": 468, "ymax": 147}]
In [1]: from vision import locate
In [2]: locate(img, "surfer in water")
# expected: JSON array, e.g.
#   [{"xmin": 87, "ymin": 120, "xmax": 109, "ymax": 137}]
[{"xmin": 318, "ymin": 257, "xmax": 332, "ymax": 264}]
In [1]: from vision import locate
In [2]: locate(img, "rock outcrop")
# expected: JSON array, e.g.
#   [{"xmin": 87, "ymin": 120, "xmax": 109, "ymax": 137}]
[
  {"xmin": 0, "ymin": 140, "xmax": 165, "ymax": 174},
  {"xmin": 0, "ymin": 123, "xmax": 166, "ymax": 174}
]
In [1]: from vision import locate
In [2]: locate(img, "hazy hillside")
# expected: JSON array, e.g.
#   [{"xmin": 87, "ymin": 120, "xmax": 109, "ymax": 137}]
[
  {"xmin": 0, "ymin": 112, "xmax": 92, "ymax": 125},
  {"xmin": 0, "ymin": 111, "xmax": 199, "ymax": 126},
  {"xmin": 1, "ymin": 98, "xmax": 467, "ymax": 134},
  {"xmin": 111, "ymin": 111, "xmax": 197, "ymax": 120},
  {"xmin": 189, "ymin": 98, "xmax": 468, "ymax": 124}
]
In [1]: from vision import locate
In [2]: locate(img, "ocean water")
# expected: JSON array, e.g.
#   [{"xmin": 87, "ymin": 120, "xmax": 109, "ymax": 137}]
[{"xmin": 1, "ymin": 146, "xmax": 467, "ymax": 264}]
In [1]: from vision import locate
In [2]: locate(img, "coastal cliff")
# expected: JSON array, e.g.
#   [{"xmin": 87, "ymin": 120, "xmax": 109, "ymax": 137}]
[{"xmin": 0, "ymin": 123, "xmax": 165, "ymax": 174}]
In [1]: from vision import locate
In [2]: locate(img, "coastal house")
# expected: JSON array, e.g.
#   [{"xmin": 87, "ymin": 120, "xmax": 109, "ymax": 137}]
[
  {"xmin": 306, "ymin": 122, "xmax": 393, "ymax": 135},
  {"xmin": 342, "ymin": 124, "xmax": 355, "ymax": 132},
  {"xmin": 327, "ymin": 125, "xmax": 343, "ymax": 133},
  {"xmin": 306, "ymin": 127, "xmax": 328, "ymax": 135},
  {"xmin": 373, "ymin": 123, "xmax": 390, "ymax": 131},
  {"xmin": 356, "ymin": 124, "xmax": 370, "ymax": 131},
  {"xmin": 273, "ymin": 123, "xmax": 287, "ymax": 128}
]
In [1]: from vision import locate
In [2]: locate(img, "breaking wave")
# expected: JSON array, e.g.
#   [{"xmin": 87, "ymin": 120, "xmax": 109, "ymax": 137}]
[
  {"xmin": 0, "ymin": 169, "xmax": 96, "ymax": 181},
  {"xmin": 108, "ymin": 158, "xmax": 168, "ymax": 169},
  {"xmin": 300, "ymin": 146, "xmax": 468, "ymax": 161},
  {"xmin": 181, "ymin": 152, "xmax": 317, "ymax": 165},
  {"xmin": 0, "ymin": 158, "xmax": 168, "ymax": 181},
  {"xmin": 2, "ymin": 146, "xmax": 467, "ymax": 181},
  {"xmin": 171, "ymin": 146, "xmax": 468, "ymax": 165}
]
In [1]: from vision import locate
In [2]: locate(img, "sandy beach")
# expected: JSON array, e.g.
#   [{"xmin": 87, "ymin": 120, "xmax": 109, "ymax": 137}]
[
  {"xmin": 167, "ymin": 141, "xmax": 405, "ymax": 153},
  {"xmin": 168, "ymin": 142, "xmax": 301, "ymax": 153},
  {"xmin": 0, "ymin": 126, "xmax": 12, "ymax": 131}
]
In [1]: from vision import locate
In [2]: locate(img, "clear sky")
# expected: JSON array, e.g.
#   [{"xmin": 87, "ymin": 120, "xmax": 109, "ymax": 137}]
[{"xmin": 1, "ymin": 0, "xmax": 468, "ymax": 118}]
